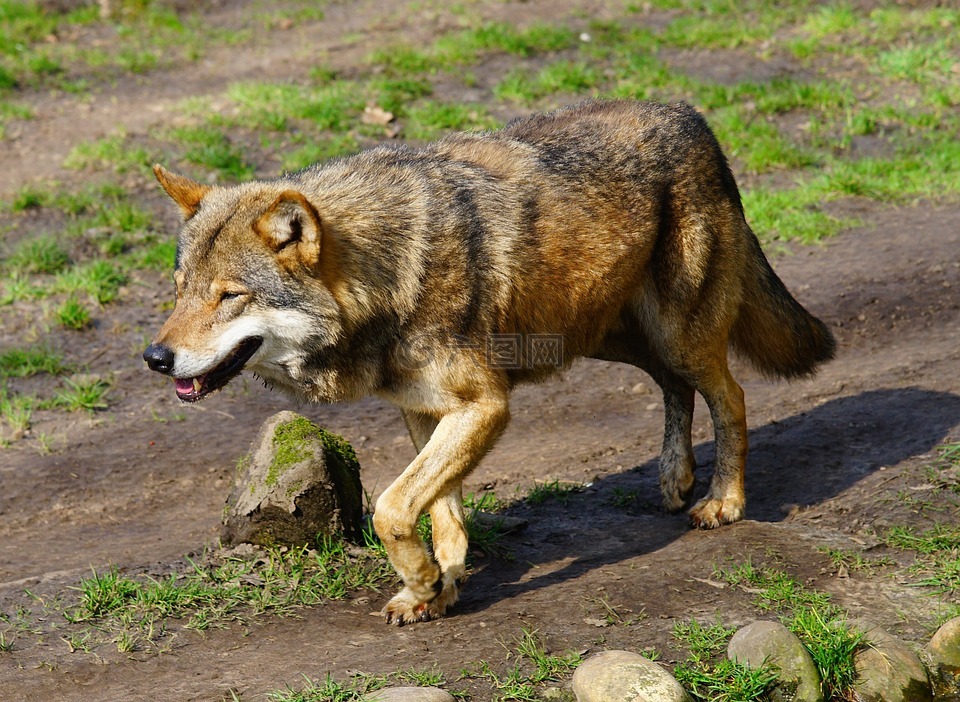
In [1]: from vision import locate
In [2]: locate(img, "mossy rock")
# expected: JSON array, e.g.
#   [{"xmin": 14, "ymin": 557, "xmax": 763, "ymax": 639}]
[
  {"xmin": 727, "ymin": 620, "xmax": 823, "ymax": 702},
  {"xmin": 851, "ymin": 620, "xmax": 932, "ymax": 702},
  {"xmin": 221, "ymin": 411, "xmax": 363, "ymax": 547}
]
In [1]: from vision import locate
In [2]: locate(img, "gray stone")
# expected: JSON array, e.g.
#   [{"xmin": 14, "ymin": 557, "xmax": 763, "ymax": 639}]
[
  {"xmin": 851, "ymin": 620, "xmax": 932, "ymax": 702},
  {"xmin": 926, "ymin": 616, "xmax": 960, "ymax": 700},
  {"xmin": 572, "ymin": 650, "xmax": 691, "ymax": 702},
  {"xmin": 927, "ymin": 616, "xmax": 960, "ymax": 669},
  {"xmin": 221, "ymin": 411, "xmax": 363, "ymax": 547},
  {"xmin": 727, "ymin": 620, "xmax": 823, "ymax": 702},
  {"xmin": 470, "ymin": 510, "xmax": 528, "ymax": 534},
  {"xmin": 365, "ymin": 687, "xmax": 454, "ymax": 702}
]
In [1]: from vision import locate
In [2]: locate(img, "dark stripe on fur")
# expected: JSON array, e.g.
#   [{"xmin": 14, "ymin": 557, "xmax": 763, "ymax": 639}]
[{"xmin": 452, "ymin": 182, "xmax": 489, "ymax": 335}]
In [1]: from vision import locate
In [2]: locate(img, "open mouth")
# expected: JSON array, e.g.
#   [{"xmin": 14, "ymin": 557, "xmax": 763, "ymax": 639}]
[{"xmin": 174, "ymin": 337, "xmax": 263, "ymax": 403}]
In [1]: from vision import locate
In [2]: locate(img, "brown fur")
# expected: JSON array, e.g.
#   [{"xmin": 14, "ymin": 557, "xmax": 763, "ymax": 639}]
[{"xmin": 145, "ymin": 99, "xmax": 834, "ymax": 625}]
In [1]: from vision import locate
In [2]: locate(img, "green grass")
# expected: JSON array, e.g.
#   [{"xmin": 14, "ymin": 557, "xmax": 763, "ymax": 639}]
[
  {"xmin": 674, "ymin": 656, "xmax": 779, "ymax": 702},
  {"xmin": 0, "ymin": 98, "xmax": 33, "ymax": 135},
  {"xmin": 710, "ymin": 107, "xmax": 816, "ymax": 173},
  {"xmin": 7, "ymin": 184, "xmax": 48, "ymax": 212},
  {"xmin": 4, "ymin": 235, "xmax": 70, "ymax": 275},
  {"xmin": 0, "ymin": 382, "xmax": 34, "ymax": 443},
  {"xmin": 460, "ymin": 627, "xmax": 582, "ymax": 700},
  {"xmin": 63, "ymin": 131, "xmax": 153, "ymax": 174},
  {"xmin": 670, "ymin": 617, "xmax": 779, "ymax": 701},
  {"xmin": 404, "ymin": 101, "xmax": 496, "ymax": 142},
  {"xmin": 437, "ymin": 22, "xmax": 577, "ymax": 62},
  {"xmin": 817, "ymin": 546, "xmax": 894, "ymax": 574},
  {"xmin": 524, "ymin": 479, "xmax": 585, "ymax": 506},
  {"xmin": 169, "ymin": 126, "xmax": 254, "ymax": 181},
  {"xmin": 58, "ymin": 539, "xmax": 395, "ymax": 653},
  {"xmin": 54, "ymin": 376, "xmax": 110, "ymax": 412},
  {"xmin": 885, "ymin": 523, "xmax": 960, "ymax": 594},
  {"xmin": 0, "ymin": 0, "xmax": 262, "ymax": 89},
  {"xmin": 267, "ymin": 673, "xmax": 387, "ymax": 702},
  {"xmin": 53, "ymin": 259, "xmax": 127, "ymax": 304},
  {"xmin": 0, "ymin": 344, "xmax": 66, "ymax": 378},
  {"xmin": 370, "ymin": 76, "xmax": 433, "ymax": 116},
  {"xmin": 495, "ymin": 60, "xmax": 601, "ymax": 104},
  {"xmin": 129, "ymin": 237, "xmax": 177, "ymax": 271},
  {"xmin": 266, "ymin": 667, "xmax": 462, "ymax": 701},
  {"xmin": 0, "ymin": 186, "xmax": 159, "ymax": 307},
  {"xmin": 718, "ymin": 561, "xmax": 863, "ymax": 700},
  {"xmin": 371, "ymin": 21, "xmax": 577, "ymax": 76},
  {"xmin": 659, "ymin": 13, "xmax": 775, "ymax": 50},
  {"xmin": 54, "ymin": 297, "xmax": 90, "ymax": 331},
  {"xmin": 279, "ymin": 135, "xmax": 360, "ymax": 173},
  {"xmin": 513, "ymin": 627, "xmax": 583, "ymax": 683},
  {"xmin": 227, "ymin": 81, "xmax": 364, "ymax": 133},
  {"xmin": 939, "ymin": 441, "xmax": 960, "ymax": 472}
]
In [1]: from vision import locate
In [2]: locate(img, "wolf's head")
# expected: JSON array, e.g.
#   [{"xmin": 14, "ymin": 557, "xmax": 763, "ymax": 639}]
[{"xmin": 143, "ymin": 165, "xmax": 342, "ymax": 402}]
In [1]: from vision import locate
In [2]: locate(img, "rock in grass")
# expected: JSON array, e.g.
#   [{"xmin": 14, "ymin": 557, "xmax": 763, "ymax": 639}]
[
  {"xmin": 927, "ymin": 616, "xmax": 960, "ymax": 669},
  {"xmin": 221, "ymin": 411, "xmax": 363, "ymax": 547},
  {"xmin": 851, "ymin": 620, "xmax": 932, "ymax": 702},
  {"xmin": 727, "ymin": 620, "xmax": 823, "ymax": 702},
  {"xmin": 365, "ymin": 687, "xmax": 454, "ymax": 701},
  {"xmin": 926, "ymin": 616, "xmax": 960, "ymax": 698},
  {"xmin": 572, "ymin": 650, "xmax": 691, "ymax": 702}
]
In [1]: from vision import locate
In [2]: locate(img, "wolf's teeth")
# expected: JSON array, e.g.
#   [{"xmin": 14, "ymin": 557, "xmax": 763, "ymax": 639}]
[{"xmin": 193, "ymin": 378, "xmax": 202, "ymax": 393}]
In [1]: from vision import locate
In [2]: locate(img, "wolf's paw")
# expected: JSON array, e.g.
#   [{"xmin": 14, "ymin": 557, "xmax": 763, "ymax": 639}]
[
  {"xmin": 689, "ymin": 496, "xmax": 744, "ymax": 529},
  {"xmin": 381, "ymin": 579, "xmax": 460, "ymax": 626},
  {"xmin": 661, "ymin": 473, "xmax": 695, "ymax": 513}
]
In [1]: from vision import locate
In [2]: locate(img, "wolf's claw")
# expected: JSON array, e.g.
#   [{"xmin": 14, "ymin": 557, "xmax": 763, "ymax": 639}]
[
  {"xmin": 381, "ymin": 579, "xmax": 461, "ymax": 626},
  {"xmin": 689, "ymin": 496, "xmax": 744, "ymax": 529}
]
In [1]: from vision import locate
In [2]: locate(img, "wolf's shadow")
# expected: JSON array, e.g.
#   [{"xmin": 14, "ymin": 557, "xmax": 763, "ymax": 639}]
[{"xmin": 457, "ymin": 387, "xmax": 960, "ymax": 610}]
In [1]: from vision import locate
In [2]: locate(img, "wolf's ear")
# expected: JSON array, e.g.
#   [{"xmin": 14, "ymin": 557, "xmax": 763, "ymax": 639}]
[
  {"xmin": 153, "ymin": 164, "xmax": 211, "ymax": 219},
  {"xmin": 254, "ymin": 191, "xmax": 322, "ymax": 264}
]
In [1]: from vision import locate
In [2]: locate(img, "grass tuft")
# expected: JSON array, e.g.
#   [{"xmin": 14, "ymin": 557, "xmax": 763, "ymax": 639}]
[
  {"xmin": 404, "ymin": 101, "xmax": 496, "ymax": 142},
  {"xmin": 59, "ymin": 539, "xmax": 395, "ymax": 652},
  {"xmin": 64, "ymin": 131, "xmax": 152, "ymax": 173},
  {"xmin": 718, "ymin": 561, "xmax": 863, "ymax": 700},
  {"xmin": 55, "ymin": 376, "xmax": 110, "ymax": 412},
  {"xmin": 460, "ymin": 627, "xmax": 581, "ymax": 700},
  {"xmin": 169, "ymin": 126, "xmax": 254, "ymax": 181},
  {"xmin": 885, "ymin": 523, "xmax": 960, "ymax": 594},
  {"xmin": 55, "ymin": 296, "xmax": 91, "ymax": 330},
  {"xmin": 266, "ymin": 673, "xmax": 387, "ymax": 702},
  {"xmin": 0, "ymin": 344, "xmax": 66, "ymax": 378},
  {"xmin": 524, "ymin": 479, "xmax": 585, "ymax": 506},
  {"xmin": 5, "ymin": 235, "xmax": 70, "ymax": 275}
]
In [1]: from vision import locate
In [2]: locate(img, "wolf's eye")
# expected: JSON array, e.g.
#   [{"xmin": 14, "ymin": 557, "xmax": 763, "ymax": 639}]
[{"xmin": 220, "ymin": 291, "xmax": 243, "ymax": 302}]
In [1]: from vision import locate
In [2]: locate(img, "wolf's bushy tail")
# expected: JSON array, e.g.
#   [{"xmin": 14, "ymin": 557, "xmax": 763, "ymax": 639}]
[{"xmin": 731, "ymin": 231, "xmax": 835, "ymax": 379}]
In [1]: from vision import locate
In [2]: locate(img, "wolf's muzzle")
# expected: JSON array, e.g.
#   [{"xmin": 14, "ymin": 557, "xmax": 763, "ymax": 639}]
[{"xmin": 143, "ymin": 343, "xmax": 175, "ymax": 375}]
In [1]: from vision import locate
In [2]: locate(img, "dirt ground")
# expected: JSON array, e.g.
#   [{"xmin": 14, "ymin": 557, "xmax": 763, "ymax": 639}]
[{"xmin": 1, "ymin": 1, "xmax": 959, "ymax": 700}]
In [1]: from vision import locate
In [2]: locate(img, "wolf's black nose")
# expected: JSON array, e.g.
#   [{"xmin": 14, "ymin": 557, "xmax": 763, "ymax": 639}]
[{"xmin": 143, "ymin": 343, "xmax": 175, "ymax": 374}]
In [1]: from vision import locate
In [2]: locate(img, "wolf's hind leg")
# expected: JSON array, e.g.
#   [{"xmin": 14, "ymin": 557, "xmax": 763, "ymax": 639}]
[
  {"xmin": 657, "ymin": 374, "xmax": 697, "ymax": 511},
  {"xmin": 678, "ymin": 352, "xmax": 747, "ymax": 528},
  {"xmin": 591, "ymin": 331, "xmax": 697, "ymax": 512},
  {"xmin": 403, "ymin": 409, "xmax": 438, "ymax": 453},
  {"xmin": 427, "ymin": 485, "xmax": 468, "ymax": 616}
]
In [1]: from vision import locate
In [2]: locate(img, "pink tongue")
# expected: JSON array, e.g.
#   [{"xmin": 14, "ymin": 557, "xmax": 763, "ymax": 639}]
[{"xmin": 175, "ymin": 377, "xmax": 199, "ymax": 395}]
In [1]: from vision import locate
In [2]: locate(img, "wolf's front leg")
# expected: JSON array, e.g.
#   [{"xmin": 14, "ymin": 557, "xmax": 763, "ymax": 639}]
[
  {"xmin": 427, "ymin": 485, "xmax": 468, "ymax": 615},
  {"xmin": 374, "ymin": 396, "xmax": 509, "ymax": 625}
]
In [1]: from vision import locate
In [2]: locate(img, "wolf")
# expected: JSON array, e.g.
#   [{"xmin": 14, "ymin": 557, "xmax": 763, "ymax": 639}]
[{"xmin": 144, "ymin": 99, "xmax": 834, "ymax": 625}]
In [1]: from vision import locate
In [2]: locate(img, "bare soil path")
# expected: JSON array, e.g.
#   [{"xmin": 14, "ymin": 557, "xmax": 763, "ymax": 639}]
[{"xmin": 0, "ymin": 2, "xmax": 958, "ymax": 700}]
